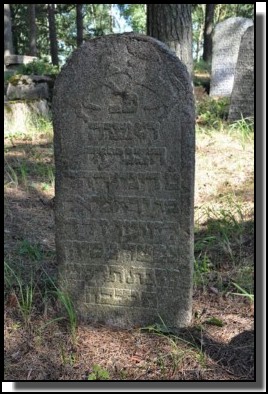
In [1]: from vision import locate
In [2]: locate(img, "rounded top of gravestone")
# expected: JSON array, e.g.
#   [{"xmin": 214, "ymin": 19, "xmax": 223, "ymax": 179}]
[
  {"xmin": 53, "ymin": 33, "xmax": 193, "ymax": 104},
  {"xmin": 213, "ymin": 16, "xmax": 253, "ymax": 36},
  {"xmin": 58, "ymin": 32, "xmax": 191, "ymax": 75},
  {"xmin": 53, "ymin": 33, "xmax": 194, "ymax": 133},
  {"xmin": 242, "ymin": 24, "xmax": 254, "ymax": 39}
]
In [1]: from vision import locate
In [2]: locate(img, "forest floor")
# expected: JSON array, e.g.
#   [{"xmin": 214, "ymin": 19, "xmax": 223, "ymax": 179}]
[{"xmin": 4, "ymin": 89, "xmax": 254, "ymax": 381}]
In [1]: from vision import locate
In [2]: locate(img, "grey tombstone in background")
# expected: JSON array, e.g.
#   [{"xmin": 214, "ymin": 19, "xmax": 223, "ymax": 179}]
[
  {"xmin": 53, "ymin": 33, "xmax": 195, "ymax": 329},
  {"xmin": 228, "ymin": 26, "xmax": 254, "ymax": 122},
  {"xmin": 210, "ymin": 17, "xmax": 253, "ymax": 97}
]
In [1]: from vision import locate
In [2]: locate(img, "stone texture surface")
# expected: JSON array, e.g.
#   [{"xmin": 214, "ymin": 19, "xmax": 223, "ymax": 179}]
[
  {"xmin": 4, "ymin": 54, "xmax": 37, "ymax": 66},
  {"xmin": 228, "ymin": 26, "xmax": 254, "ymax": 121},
  {"xmin": 7, "ymin": 78, "xmax": 49, "ymax": 100},
  {"xmin": 53, "ymin": 33, "xmax": 195, "ymax": 329},
  {"xmin": 210, "ymin": 17, "xmax": 253, "ymax": 97},
  {"xmin": 7, "ymin": 75, "xmax": 54, "ymax": 101}
]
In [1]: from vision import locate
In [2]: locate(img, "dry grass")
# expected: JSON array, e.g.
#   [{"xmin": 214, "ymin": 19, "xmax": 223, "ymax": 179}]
[{"xmin": 4, "ymin": 95, "xmax": 254, "ymax": 381}]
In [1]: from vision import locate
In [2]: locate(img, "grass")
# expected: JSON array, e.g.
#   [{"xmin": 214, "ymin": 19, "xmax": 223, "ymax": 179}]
[
  {"xmin": 4, "ymin": 159, "xmax": 19, "ymax": 188},
  {"xmin": 87, "ymin": 364, "xmax": 110, "ymax": 380},
  {"xmin": 5, "ymin": 262, "xmax": 35, "ymax": 327},
  {"xmin": 232, "ymin": 282, "xmax": 254, "ymax": 302},
  {"xmin": 4, "ymin": 101, "xmax": 254, "ymax": 380},
  {"xmin": 228, "ymin": 116, "xmax": 254, "ymax": 148},
  {"xmin": 194, "ymin": 253, "xmax": 213, "ymax": 288},
  {"xmin": 56, "ymin": 288, "xmax": 77, "ymax": 343},
  {"xmin": 19, "ymin": 239, "xmax": 43, "ymax": 261},
  {"xmin": 5, "ymin": 104, "xmax": 53, "ymax": 140},
  {"xmin": 43, "ymin": 273, "xmax": 78, "ymax": 344},
  {"xmin": 141, "ymin": 316, "xmax": 208, "ymax": 374},
  {"xmin": 196, "ymin": 97, "xmax": 230, "ymax": 130}
]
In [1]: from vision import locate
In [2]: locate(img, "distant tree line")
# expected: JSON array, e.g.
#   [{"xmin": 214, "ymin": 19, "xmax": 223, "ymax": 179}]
[{"xmin": 4, "ymin": 4, "xmax": 254, "ymax": 70}]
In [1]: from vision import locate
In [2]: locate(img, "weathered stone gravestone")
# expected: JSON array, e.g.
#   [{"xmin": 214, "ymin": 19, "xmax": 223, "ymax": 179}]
[
  {"xmin": 53, "ymin": 33, "xmax": 195, "ymax": 329},
  {"xmin": 7, "ymin": 75, "xmax": 51, "ymax": 100},
  {"xmin": 4, "ymin": 54, "xmax": 37, "ymax": 71},
  {"xmin": 228, "ymin": 26, "xmax": 254, "ymax": 122},
  {"xmin": 210, "ymin": 17, "xmax": 253, "ymax": 97}
]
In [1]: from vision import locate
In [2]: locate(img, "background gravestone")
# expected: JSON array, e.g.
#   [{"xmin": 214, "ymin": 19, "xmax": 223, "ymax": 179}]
[
  {"xmin": 210, "ymin": 17, "xmax": 253, "ymax": 97},
  {"xmin": 53, "ymin": 33, "xmax": 195, "ymax": 329},
  {"xmin": 228, "ymin": 26, "xmax": 254, "ymax": 122}
]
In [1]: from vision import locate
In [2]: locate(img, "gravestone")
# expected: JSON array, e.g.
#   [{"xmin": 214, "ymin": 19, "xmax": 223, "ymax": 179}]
[
  {"xmin": 4, "ymin": 55, "xmax": 37, "ymax": 71},
  {"xmin": 7, "ymin": 75, "xmax": 51, "ymax": 100},
  {"xmin": 53, "ymin": 33, "xmax": 195, "ymax": 329},
  {"xmin": 228, "ymin": 26, "xmax": 254, "ymax": 121},
  {"xmin": 210, "ymin": 17, "xmax": 253, "ymax": 97}
]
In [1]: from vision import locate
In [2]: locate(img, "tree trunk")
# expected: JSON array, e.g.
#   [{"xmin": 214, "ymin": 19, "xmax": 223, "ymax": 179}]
[
  {"xmin": 196, "ymin": 5, "xmax": 205, "ymax": 62},
  {"xmin": 147, "ymin": 4, "xmax": 193, "ymax": 76},
  {"xmin": 48, "ymin": 4, "xmax": 59, "ymax": 65},
  {"xmin": 4, "ymin": 4, "xmax": 14, "ymax": 56},
  {"xmin": 203, "ymin": 4, "xmax": 215, "ymax": 63},
  {"xmin": 76, "ymin": 4, "xmax": 83, "ymax": 47},
  {"xmin": 28, "ymin": 4, "xmax": 37, "ymax": 56}
]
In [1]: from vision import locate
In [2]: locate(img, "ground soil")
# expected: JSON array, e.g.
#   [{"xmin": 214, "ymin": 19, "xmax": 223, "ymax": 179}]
[{"xmin": 4, "ymin": 89, "xmax": 254, "ymax": 381}]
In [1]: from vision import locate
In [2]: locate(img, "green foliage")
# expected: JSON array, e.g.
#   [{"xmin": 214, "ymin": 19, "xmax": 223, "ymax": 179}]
[
  {"xmin": 9, "ymin": 3, "xmax": 254, "ymax": 65},
  {"xmin": 16, "ymin": 58, "xmax": 59, "ymax": 76},
  {"xmin": 5, "ymin": 261, "xmax": 35, "ymax": 327},
  {"xmin": 197, "ymin": 98, "xmax": 230, "ymax": 128},
  {"xmin": 44, "ymin": 273, "xmax": 77, "ymax": 343},
  {"xmin": 4, "ymin": 160, "xmax": 19, "ymax": 188},
  {"xmin": 119, "ymin": 4, "xmax": 146, "ymax": 33},
  {"xmin": 204, "ymin": 317, "xmax": 224, "ymax": 327},
  {"xmin": 56, "ymin": 289, "xmax": 77, "ymax": 341},
  {"xmin": 11, "ymin": 4, "xmax": 50, "ymax": 57},
  {"xmin": 228, "ymin": 117, "xmax": 254, "ymax": 148},
  {"xmin": 191, "ymin": 4, "xmax": 254, "ymax": 61},
  {"xmin": 232, "ymin": 282, "xmax": 254, "ymax": 302},
  {"xmin": 30, "ymin": 117, "xmax": 53, "ymax": 140},
  {"xmin": 194, "ymin": 236, "xmax": 217, "ymax": 254},
  {"xmin": 60, "ymin": 348, "xmax": 77, "ymax": 367},
  {"xmin": 232, "ymin": 265, "xmax": 254, "ymax": 296},
  {"xmin": 192, "ymin": 4, "xmax": 205, "ymax": 61},
  {"xmin": 141, "ymin": 315, "xmax": 206, "ymax": 371},
  {"xmin": 194, "ymin": 254, "xmax": 213, "ymax": 274},
  {"xmin": 215, "ymin": 4, "xmax": 254, "ymax": 24},
  {"xmin": 19, "ymin": 240, "xmax": 43, "ymax": 261},
  {"xmin": 194, "ymin": 59, "xmax": 211, "ymax": 73},
  {"xmin": 194, "ymin": 253, "xmax": 213, "ymax": 288},
  {"xmin": 87, "ymin": 364, "xmax": 110, "ymax": 380},
  {"xmin": 4, "ymin": 70, "xmax": 16, "ymax": 83}
]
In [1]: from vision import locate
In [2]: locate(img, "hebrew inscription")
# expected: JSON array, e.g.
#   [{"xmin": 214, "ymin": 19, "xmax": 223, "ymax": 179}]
[
  {"xmin": 53, "ymin": 34, "xmax": 195, "ymax": 328},
  {"xmin": 228, "ymin": 26, "xmax": 254, "ymax": 121},
  {"xmin": 210, "ymin": 17, "xmax": 253, "ymax": 97}
]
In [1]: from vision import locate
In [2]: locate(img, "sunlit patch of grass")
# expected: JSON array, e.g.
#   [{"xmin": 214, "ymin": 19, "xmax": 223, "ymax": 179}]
[
  {"xmin": 228, "ymin": 116, "xmax": 254, "ymax": 148},
  {"xmin": 29, "ymin": 115, "xmax": 53, "ymax": 141},
  {"xmin": 194, "ymin": 189, "xmax": 254, "ymax": 294},
  {"xmin": 141, "ymin": 316, "xmax": 208, "ymax": 376},
  {"xmin": 5, "ymin": 109, "xmax": 53, "ymax": 141}
]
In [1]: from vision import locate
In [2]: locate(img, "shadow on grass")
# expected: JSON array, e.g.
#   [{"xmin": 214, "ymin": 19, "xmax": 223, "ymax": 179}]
[
  {"xmin": 4, "ymin": 137, "xmax": 255, "ymax": 380},
  {"xmin": 176, "ymin": 327, "xmax": 254, "ymax": 380}
]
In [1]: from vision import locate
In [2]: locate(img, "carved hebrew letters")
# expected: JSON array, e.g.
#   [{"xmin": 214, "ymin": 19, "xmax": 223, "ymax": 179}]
[{"xmin": 53, "ymin": 34, "xmax": 195, "ymax": 328}]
